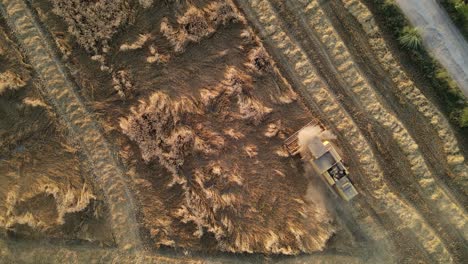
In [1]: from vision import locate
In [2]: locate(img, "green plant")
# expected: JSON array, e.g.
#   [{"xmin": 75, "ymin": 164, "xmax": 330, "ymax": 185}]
[
  {"xmin": 398, "ymin": 26, "xmax": 422, "ymax": 50},
  {"xmin": 440, "ymin": 0, "xmax": 468, "ymax": 40},
  {"xmin": 458, "ymin": 107, "xmax": 468, "ymax": 127},
  {"xmin": 367, "ymin": 0, "xmax": 468, "ymax": 128},
  {"xmin": 435, "ymin": 68, "xmax": 461, "ymax": 97}
]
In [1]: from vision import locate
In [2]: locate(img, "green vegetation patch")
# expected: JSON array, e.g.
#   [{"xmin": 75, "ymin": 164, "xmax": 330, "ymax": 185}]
[
  {"xmin": 368, "ymin": 0, "xmax": 468, "ymax": 128},
  {"xmin": 398, "ymin": 26, "xmax": 422, "ymax": 50},
  {"xmin": 439, "ymin": 0, "xmax": 468, "ymax": 40}
]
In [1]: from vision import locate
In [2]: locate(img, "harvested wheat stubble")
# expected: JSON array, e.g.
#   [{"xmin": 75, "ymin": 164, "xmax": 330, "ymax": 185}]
[
  {"xmin": 245, "ymin": 46, "xmax": 273, "ymax": 74},
  {"xmin": 340, "ymin": 0, "xmax": 468, "ymax": 186},
  {"xmin": 120, "ymin": 62, "xmax": 334, "ymax": 254},
  {"xmin": 205, "ymin": 1, "xmax": 240, "ymax": 27},
  {"xmin": 119, "ymin": 33, "xmax": 152, "ymax": 51},
  {"xmin": 111, "ymin": 69, "xmax": 133, "ymax": 98},
  {"xmin": 0, "ymin": 148, "xmax": 96, "ymax": 232},
  {"xmin": 0, "ymin": 0, "xmax": 142, "ymax": 250},
  {"xmin": 244, "ymin": 40, "xmax": 298, "ymax": 104},
  {"xmin": 161, "ymin": 5, "xmax": 215, "ymax": 53},
  {"xmin": 1, "ymin": 238, "xmax": 204, "ymax": 264},
  {"xmin": 296, "ymin": 0, "xmax": 467, "ymax": 240},
  {"xmin": 146, "ymin": 44, "xmax": 171, "ymax": 64},
  {"xmin": 239, "ymin": 0, "xmax": 454, "ymax": 261},
  {"xmin": 0, "ymin": 70, "xmax": 26, "ymax": 94},
  {"xmin": 161, "ymin": 1, "xmax": 243, "ymax": 54},
  {"xmin": 0, "ymin": 95, "xmax": 109, "ymax": 242}
]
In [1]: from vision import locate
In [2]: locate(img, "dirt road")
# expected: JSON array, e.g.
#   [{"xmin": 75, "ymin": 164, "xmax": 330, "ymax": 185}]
[
  {"xmin": 395, "ymin": 0, "xmax": 468, "ymax": 98},
  {"xmin": 0, "ymin": 236, "xmax": 365, "ymax": 264}
]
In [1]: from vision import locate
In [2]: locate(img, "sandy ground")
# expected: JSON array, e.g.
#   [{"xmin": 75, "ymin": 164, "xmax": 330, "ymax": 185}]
[{"xmin": 395, "ymin": 0, "xmax": 468, "ymax": 98}]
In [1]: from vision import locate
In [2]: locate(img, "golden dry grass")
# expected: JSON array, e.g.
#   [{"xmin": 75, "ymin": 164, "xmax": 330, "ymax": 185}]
[{"xmin": 120, "ymin": 64, "xmax": 334, "ymax": 254}]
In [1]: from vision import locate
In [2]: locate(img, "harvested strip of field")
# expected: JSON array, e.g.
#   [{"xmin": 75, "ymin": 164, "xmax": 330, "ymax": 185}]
[
  {"xmin": 340, "ymin": 0, "xmax": 468, "ymax": 190},
  {"xmin": 0, "ymin": 0, "xmax": 141, "ymax": 250},
  {"xmin": 235, "ymin": 0, "xmax": 454, "ymax": 262},
  {"xmin": 294, "ymin": 0, "xmax": 467, "ymax": 241},
  {"xmin": 0, "ymin": 20, "xmax": 114, "ymax": 244}
]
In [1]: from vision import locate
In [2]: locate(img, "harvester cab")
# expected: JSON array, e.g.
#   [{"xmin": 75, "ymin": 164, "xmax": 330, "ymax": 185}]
[{"xmin": 284, "ymin": 122, "xmax": 358, "ymax": 201}]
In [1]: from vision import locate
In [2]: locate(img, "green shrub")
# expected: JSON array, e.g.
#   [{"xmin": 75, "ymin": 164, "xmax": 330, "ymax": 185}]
[
  {"xmin": 440, "ymin": 0, "xmax": 468, "ymax": 40},
  {"xmin": 435, "ymin": 68, "xmax": 462, "ymax": 97},
  {"xmin": 398, "ymin": 26, "xmax": 422, "ymax": 50},
  {"xmin": 459, "ymin": 107, "xmax": 468, "ymax": 127},
  {"xmin": 367, "ymin": 0, "xmax": 468, "ymax": 128}
]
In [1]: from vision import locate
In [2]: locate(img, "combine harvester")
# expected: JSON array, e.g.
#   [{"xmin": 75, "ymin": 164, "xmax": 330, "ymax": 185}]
[{"xmin": 284, "ymin": 121, "xmax": 358, "ymax": 201}]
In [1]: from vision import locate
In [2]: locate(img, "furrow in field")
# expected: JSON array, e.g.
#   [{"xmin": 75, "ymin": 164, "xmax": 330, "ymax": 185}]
[
  {"xmin": 340, "ymin": 0, "xmax": 468, "ymax": 188},
  {"xmin": 294, "ymin": 0, "xmax": 467, "ymax": 240},
  {"xmin": 235, "ymin": 0, "xmax": 453, "ymax": 262}
]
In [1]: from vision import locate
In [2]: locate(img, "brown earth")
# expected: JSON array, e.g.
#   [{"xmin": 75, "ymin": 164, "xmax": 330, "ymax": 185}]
[
  {"xmin": 0, "ymin": 18, "xmax": 112, "ymax": 246},
  {"xmin": 0, "ymin": 0, "xmax": 466, "ymax": 263}
]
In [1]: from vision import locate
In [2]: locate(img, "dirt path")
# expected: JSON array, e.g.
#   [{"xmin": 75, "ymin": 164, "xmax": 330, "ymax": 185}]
[
  {"xmin": 0, "ymin": 236, "xmax": 366, "ymax": 264},
  {"xmin": 0, "ymin": 0, "xmax": 141, "ymax": 251},
  {"xmin": 0, "ymin": 238, "xmax": 200, "ymax": 264},
  {"xmin": 394, "ymin": 0, "xmax": 468, "ymax": 98}
]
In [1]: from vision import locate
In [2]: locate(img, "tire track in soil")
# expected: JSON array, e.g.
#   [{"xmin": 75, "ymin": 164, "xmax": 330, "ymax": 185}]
[
  {"xmin": 1, "ymin": 238, "xmax": 201, "ymax": 264},
  {"xmin": 0, "ymin": 0, "xmax": 141, "ymax": 251},
  {"xmin": 320, "ymin": 0, "xmax": 468, "ymax": 258},
  {"xmin": 339, "ymin": 0, "xmax": 468, "ymax": 192},
  {"xmin": 282, "ymin": 0, "xmax": 467, "ymax": 257},
  {"xmin": 323, "ymin": 0, "xmax": 468, "ymax": 209},
  {"xmin": 234, "ymin": 0, "xmax": 453, "ymax": 262},
  {"xmin": 270, "ymin": 0, "xmax": 465, "ymax": 260},
  {"xmin": 0, "ymin": 236, "xmax": 367, "ymax": 264}
]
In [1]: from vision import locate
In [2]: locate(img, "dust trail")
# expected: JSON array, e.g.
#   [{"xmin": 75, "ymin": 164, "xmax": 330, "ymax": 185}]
[
  {"xmin": 304, "ymin": 168, "xmax": 330, "ymax": 214},
  {"xmin": 297, "ymin": 125, "xmax": 336, "ymax": 219}
]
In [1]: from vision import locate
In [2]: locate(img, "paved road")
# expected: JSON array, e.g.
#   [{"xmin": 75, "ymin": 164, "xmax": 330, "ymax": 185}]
[{"xmin": 395, "ymin": 0, "xmax": 468, "ymax": 98}]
